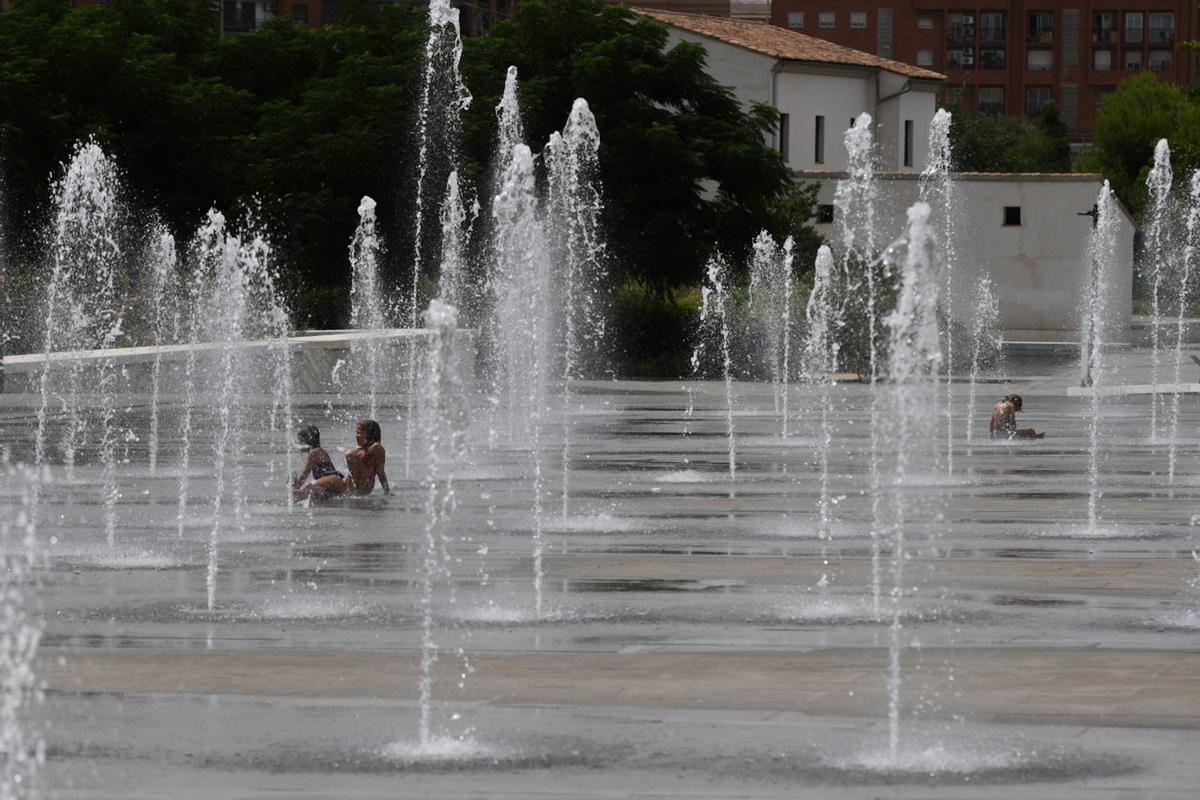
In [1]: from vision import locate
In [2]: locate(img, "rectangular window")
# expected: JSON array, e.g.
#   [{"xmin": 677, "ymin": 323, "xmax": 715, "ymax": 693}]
[
  {"xmin": 1094, "ymin": 49, "xmax": 1112, "ymax": 70},
  {"xmin": 787, "ymin": 11, "xmax": 804, "ymax": 29},
  {"xmin": 948, "ymin": 48, "xmax": 974, "ymax": 68},
  {"xmin": 948, "ymin": 12, "xmax": 975, "ymax": 42},
  {"xmin": 292, "ymin": 2, "xmax": 308, "ymax": 23},
  {"xmin": 1093, "ymin": 12, "xmax": 1115, "ymax": 43},
  {"xmin": 980, "ymin": 11, "xmax": 1005, "ymax": 42},
  {"xmin": 850, "ymin": 11, "xmax": 867, "ymax": 28},
  {"xmin": 980, "ymin": 48, "xmax": 1005, "ymax": 69},
  {"xmin": 1125, "ymin": 13, "xmax": 1143, "ymax": 43},
  {"xmin": 1150, "ymin": 13, "xmax": 1174, "ymax": 43},
  {"xmin": 1028, "ymin": 49, "xmax": 1053, "ymax": 70},
  {"xmin": 1126, "ymin": 50, "xmax": 1143, "ymax": 71},
  {"xmin": 1026, "ymin": 86, "xmax": 1052, "ymax": 116},
  {"xmin": 945, "ymin": 86, "xmax": 965, "ymax": 106},
  {"xmin": 322, "ymin": 0, "xmax": 341, "ymax": 23},
  {"xmin": 979, "ymin": 86, "xmax": 1004, "ymax": 115},
  {"xmin": 1094, "ymin": 87, "xmax": 1114, "ymax": 106},
  {"xmin": 1004, "ymin": 206, "xmax": 1022, "ymax": 226},
  {"xmin": 816, "ymin": 204, "xmax": 835, "ymax": 224},
  {"xmin": 917, "ymin": 49, "xmax": 934, "ymax": 67},
  {"xmin": 814, "ymin": 116, "xmax": 825, "ymax": 164},
  {"xmin": 903, "ymin": 120, "xmax": 914, "ymax": 167},
  {"xmin": 779, "ymin": 113, "xmax": 789, "ymax": 162},
  {"xmin": 819, "ymin": 11, "xmax": 835, "ymax": 28},
  {"xmin": 1149, "ymin": 50, "xmax": 1173, "ymax": 71},
  {"xmin": 1028, "ymin": 11, "xmax": 1053, "ymax": 43},
  {"xmin": 918, "ymin": 15, "xmax": 934, "ymax": 30}
]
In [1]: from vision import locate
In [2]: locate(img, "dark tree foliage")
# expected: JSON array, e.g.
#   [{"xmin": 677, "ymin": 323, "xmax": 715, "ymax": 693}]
[
  {"xmin": 461, "ymin": 0, "xmax": 807, "ymax": 289},
  {"xmin": 948, "ymin": 100, "xmax": 1072, "ymax": 174},
  {"xmin": 0, "ymin": 0, "xmax": 814, "ymax": 330}
]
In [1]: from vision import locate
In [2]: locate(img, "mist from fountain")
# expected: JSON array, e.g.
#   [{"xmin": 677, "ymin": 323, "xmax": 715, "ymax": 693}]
[
  {"xmin": 33, "ymin": 141, "xmax": 127, "ymax": 548},
  {"xmin": 802, "ymin": 246, "xmax": 839, "ymax": 576},
  {"xmin": 349, "ymin": 195, "xmax": 389, "ymax": 421},
  {"xmin": 964, "ymin": 277, "xmax": 1001, "ymax": 448},
  {"xmin": 1169, "ymin": 170, "xmax": 1200, "ymax": 487},
  {"xmin": 405, "ymin": 0, "xmax": 473, "ymax": 480},
  {"xmin": 749, "ymin": 232, "xmax": 794, "ymax": 437},
  {"xmin": 920, "ymin": 108, "xmax": 957, "ymax": 474},
  {"xmin": 695, "ymin": 254, "xmax": 737, "ymax": 483},
  {"xmin": 434, "ymin": 172, "xmax": 478, "ymax": 313},
  {"xmin": 546, "ymin": 98, "xmax": 605, "ymax": 516},
  {"xmin": 1083, "ymin": 184, "xmax": 1120, "ymax": 534},
  {"xmin": 1145, "ymin": 140, "xmax": 1173, "ymax": 442},
  {"xmin": 415, "ymin": 299, "xmax": 469, "ymax": 751},
  {"xmin": 880, "ymin": 201, "xmax": 942, "ymax": 764},
  {"xmin": 0, "ymin": 458, "xmax": 43, "ymax": 800}
]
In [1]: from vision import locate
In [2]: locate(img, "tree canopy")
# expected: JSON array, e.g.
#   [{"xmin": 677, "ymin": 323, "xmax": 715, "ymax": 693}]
[
  {"xmin": 949, "ymin": 100, "xmax": 1072, "ymax": 174},
  {"xmin": 0, "ymin": 0, "xmax": 813, "ymax": 328}
]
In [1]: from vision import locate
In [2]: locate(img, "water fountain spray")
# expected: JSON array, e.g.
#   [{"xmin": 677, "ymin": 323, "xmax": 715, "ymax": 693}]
[
  {"xmin": 349, "ymin": 196, "xmax": 389, "ymax": 421},
  {"xmin": 749, "ymin": 231, "xmax": 794, "ymax": 437},
  {"xmin": 696, "ymin": 254, "xmax": 737, "ymax": 484},
  {"xmin": 434, "ymin": 172, "xmax": 478, "ymax": 313},
  {"xmin": 33, "ymin": 141, "xmax": 127, "ymax": 548},
  {"xmin": 964, "ymin": 277, "xmax": 1001, "ymax": 448},
  {"xmin": 146, "ymin": 227, "xmax": 179, "ymax": 476},
  {"xmin": 1082, "ymin": 185, "xmax": 1120, "ymax": 534},
  {"xmin": 920, "ymin": 108, "xmax": 957, "ymax": 474},
  {"xmin": 0, "ymin": 457, "xmax": 44, "ymax": 800},
  {"xmin": 416, "ymin": 299, "xmax": 469, "ymax": 750},
  {"xmin": 1145, "ymin": 140, "xmax": 1173, "ymax": 442},
  {"xmin": 1169, "ymin": 170, "xmax": 1200, "ymax": 487},
  {"xmin": 405, "ymin": 0, "xmax": 473, "ymax": 480},
  {"xmin": 546, "ymin": 98, "xmax": 605, "ymax": 516},
  {"xmin": 881, "ymin": 201, "xmax": 942, "ymax": 764},
  {"xmin": 803, "ymin": 246, "xmax": 839, "ymax": 572}
]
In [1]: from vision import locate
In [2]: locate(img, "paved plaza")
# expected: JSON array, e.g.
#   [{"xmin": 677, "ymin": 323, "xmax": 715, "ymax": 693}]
[{"xmin": 2, "ymin": 346, "xmax": 1199, "ymax": 798}]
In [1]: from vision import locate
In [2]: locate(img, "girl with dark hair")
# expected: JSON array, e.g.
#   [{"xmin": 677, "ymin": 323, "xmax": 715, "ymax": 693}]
[
  {"xmin": 344, "ymin": 419, "xmax": 389, "ymax": 496},
  {"xmin": 293, "ymin": 426, "xmax": 344, "ymax": 499},
  {"xmin": 989, "ymin": 394, "xmax": 1044, "ymax": 440}
]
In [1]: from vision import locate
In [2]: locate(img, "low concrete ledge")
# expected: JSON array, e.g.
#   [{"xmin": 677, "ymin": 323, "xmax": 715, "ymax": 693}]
[{"xmin": 1066, "ymin": 382, "xmax": 1200, "ymax": 397}]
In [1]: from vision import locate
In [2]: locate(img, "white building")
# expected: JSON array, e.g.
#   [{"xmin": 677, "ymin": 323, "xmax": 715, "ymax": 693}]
[
  {"xmin": 635, "ymin": 9, "xmax": 945, "ymax": 173},
  {"xmin": 806, "ymin": 171, "xmax": 1135, "ymax": 343}
]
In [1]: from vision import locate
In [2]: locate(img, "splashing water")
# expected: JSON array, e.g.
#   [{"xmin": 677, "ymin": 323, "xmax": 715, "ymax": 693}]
[
  {"xmin": 964, "ymin": 277, "xmax": 1001, "ymax": 448},
  {"xmin": 803, "ymin": 246, "xmax": 839, "ymax": 575},
  {"xmin": 1169, "ymin": 170, "xmax": 1200, "ymax": 487},
  {"xmin": 1144, "ymin": 140, "xmax": 1173, "ymax": 442},
  {"xmin": 434, "ymin": 172, "xmax": 478, "ymax": 313},
  {"xmin": 881, "ymin": 201, "xmax": 942, "ymax": 764},
  {"xmin": 749, "ymin": 231, "xmax": 795, "ymax": 436},
  {"xmin": 697, "ymin": 254, "xmax": 737, "ymax": 484},
  {"xmin": 349, "ymin": 195, "xmax": 389, "ymax": 421},
  {"xmin": 834, "ymin": 112, "xmax": 880, "ymax": 380},
  {"xmin": 1082, "ymin": 185, "xmax": 1120, "ymax": 534},
  {"xmin": 146, "ymin": 227, "xmax": 179, "ymax": 476}
]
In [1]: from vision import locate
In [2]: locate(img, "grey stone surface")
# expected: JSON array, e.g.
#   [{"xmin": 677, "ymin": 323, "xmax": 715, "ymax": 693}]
[{"xmin": 3, "ymin": 350, "xmax": 1199, "ymax": 797}]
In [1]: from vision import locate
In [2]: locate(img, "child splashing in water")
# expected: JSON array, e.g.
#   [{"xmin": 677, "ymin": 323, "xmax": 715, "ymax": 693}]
[
  {"xmin": 293, "ymin": 426, "xmax": 342, "ymax": 498},
  {"xmin": 295, "ymin": 420, "xmax": 390, "ymax": 500}
]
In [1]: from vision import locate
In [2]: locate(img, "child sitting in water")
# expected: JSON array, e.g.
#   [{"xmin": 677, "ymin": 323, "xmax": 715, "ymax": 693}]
[
  {"xmin": 989, "ymin": 394, "xmax": 1045, "ymax": 440},
  {"xmin": 294, "ymin": 426, "xmax": 343, "ymax": 500},
  {"xmin": 295, "ymin": 420, "xmax": 390, "ymax": 500}
]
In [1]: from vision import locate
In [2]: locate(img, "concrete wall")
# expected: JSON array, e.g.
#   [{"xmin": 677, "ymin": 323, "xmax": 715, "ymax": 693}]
[
  {"xmin": 775, "ymin": 67, "xmax": 873, "ymax": 171},
  {"xmin": 806, "ymin": 172, "xmax": 1135, "ymax": 341}
]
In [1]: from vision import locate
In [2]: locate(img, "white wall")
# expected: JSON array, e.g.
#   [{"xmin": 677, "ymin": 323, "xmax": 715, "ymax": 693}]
[
  {"xmin": 807, "ymin": 174, "xmax": 1135, "ymax": 340},
  {"xmin": 775, "ymin": 69, "xmax": 872, "ymax": 172}
]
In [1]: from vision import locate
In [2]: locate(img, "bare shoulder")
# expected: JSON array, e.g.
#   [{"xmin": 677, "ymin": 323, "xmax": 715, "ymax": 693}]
[{"xmin": 369, "ymin": 442, "xmax": 386, "ymax": 461}]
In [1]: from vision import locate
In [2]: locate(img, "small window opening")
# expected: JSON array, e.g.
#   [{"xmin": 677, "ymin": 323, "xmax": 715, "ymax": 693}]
[{"xmin": 1004, "ymin": 206, "xmax": 1022, "ymax": 226}]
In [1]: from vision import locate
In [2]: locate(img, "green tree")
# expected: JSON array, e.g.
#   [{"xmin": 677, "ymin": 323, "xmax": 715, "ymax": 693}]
[
  {"xmin": 949, "ymin": 100, "xmax": 1071, "ymax": 173},
  {"xmin": 461, "ymin": 0, "xmax": 808, "ymax": 289}
]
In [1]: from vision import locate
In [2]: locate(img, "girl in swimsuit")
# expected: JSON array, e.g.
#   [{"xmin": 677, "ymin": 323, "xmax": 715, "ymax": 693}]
[
  {"xmin": 294, "ymin": 426, "xmax": 345, "ymax": 500},
  {"xmin": 344, "ymin": 419, "xmax": 390, "ymax": 496}
]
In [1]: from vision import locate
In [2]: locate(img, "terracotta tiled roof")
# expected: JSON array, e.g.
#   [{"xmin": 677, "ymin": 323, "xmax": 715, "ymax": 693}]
[{"xmin": 634, "ymin": 9, "xmax": 946, "ymax": 81}]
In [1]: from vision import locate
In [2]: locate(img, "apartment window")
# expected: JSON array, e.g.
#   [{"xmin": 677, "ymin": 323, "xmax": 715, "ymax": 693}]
[
  {"xmin": 850, "ymin": 11, "xmax": 867, "ymax": 28},
  {"xmin": 1150, "ymin": 50, "xmax": 1174, "ymax": 71},
  {"xmin": 1094, "ymin": 49, "xmax": 1112, "ymax": 70},
  {"xmin": 980, "ymin": 48, "xmax": 1005, "ymax": 69},
  {"xmin": 787, "ymin": 11, "xmax": 804, "ymax": 29},
  {"xmin": 1028, "ymin": 49, "xmax": 1053, "ymax": 70},
  {"xmin": 1126, "ymin": 50, "xmax": 1143, "ymax": 71},
  {"xmin": 903, "ymin": 120, "xmax": 914, "ymax": 168},
  {"xmin": 918, "ymin": 15, "xmax": 934, "ymax": 30},
  {"xmin": 815, "ymin": 116, "xmax": 825, "ymax": 164},
  {"xmin": 1004, "ymin": 206, "xmax": 1022, "ymax": 226},
  {"xmin": 948, "ymin": 48, "xmax": 974, "ymax": 68},
  {"xmin": 1028, "ymin": 11, "xmax": 1053, "ymax": 43},
  {"xmin": 1026, "ymin": 86, "xmax": 1052, "ymax": 116},
  {"xmin": 948, "ymin": 12, "xmax": 975, "ymax": 42},
  {"xmin": 292, "ymin": 2, "xmax": 308, "ymax": 23},
  {"xmin": 1149, "ymin": 13, "xmax": 1174, "ymax": 43},
  {"xmin": 819, "ymin": 11, "xmax": 835, "ymax": 28},
  {"xmin": 322, "ymin": 0, "xmax": 341, "ymax": 23},
  {"xmin": 816, "ymin": 204, "xmax": 835, "ymax": 224},
  {"xmin": 1125, "ymin": 13, "xmax": 1143, "ymax": 43},
  {"xmin": 980, "ymin": 12, "xmax": 1005, "ymax": 42},
  {"xmin": 979, "ymin": 86, "xmax": 1004, "ymax": 115},
  {"xmin": 1093, "ymin": 12, "xmax": 1115, "ymax": 43},
  {"xmin": 779, "ymin": 113, "xmax": 789, "ymax": 162},
  {"xmin": 1094, "ymin": 87, "xmax": 1114, "ymax": 107},
  {"xmin": 917, "ymin": 49, "xmax": 934, "ymax": 67},
  {"xmin": 945, "ymin": 86, "xmax": 965, "ymax": 106}
]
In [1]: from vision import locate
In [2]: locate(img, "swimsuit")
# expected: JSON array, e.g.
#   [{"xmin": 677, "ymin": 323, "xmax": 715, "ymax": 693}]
[{"xmin": 312, "ymin": 458, "xmax": 342, "ymax": 480}]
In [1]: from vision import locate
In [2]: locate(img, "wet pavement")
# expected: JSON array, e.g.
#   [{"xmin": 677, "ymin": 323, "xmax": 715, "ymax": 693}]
[{"xmin": 2, "ymin": 347, "xmax": 1200, "ymax": 798}]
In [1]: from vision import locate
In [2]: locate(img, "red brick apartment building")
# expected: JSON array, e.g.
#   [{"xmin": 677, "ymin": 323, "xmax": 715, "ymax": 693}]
[{"xmin": 768, "ymin": 1, "xmax": 1197, "ymax": 134}]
